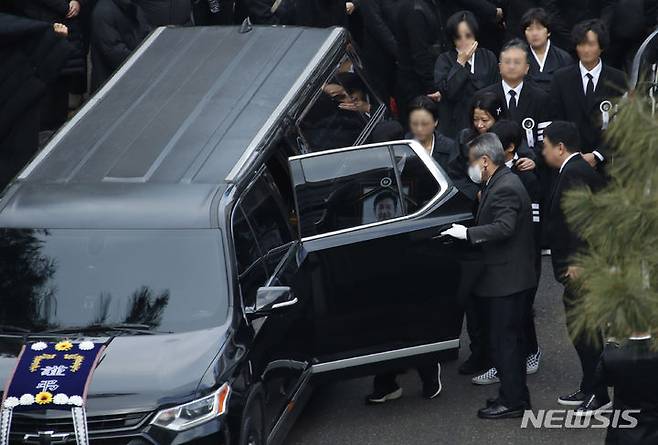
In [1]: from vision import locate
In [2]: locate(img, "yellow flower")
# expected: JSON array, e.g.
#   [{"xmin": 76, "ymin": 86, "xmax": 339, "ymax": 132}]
[
  {"xmin": 55, "ymin": 340, "xmax": 73, "ymax": 351},
  {"xmin": 35, "ymin": 392, "xmax": 53, "ymax": 405}
]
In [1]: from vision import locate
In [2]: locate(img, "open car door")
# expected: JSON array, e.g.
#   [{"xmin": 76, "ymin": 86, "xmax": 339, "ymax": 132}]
[{"xmin": 288, "ymin": 140, "xmax": 477, "ymax": 378}]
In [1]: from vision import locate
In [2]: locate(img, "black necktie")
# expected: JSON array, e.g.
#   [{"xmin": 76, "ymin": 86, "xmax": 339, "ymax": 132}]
[
  {"xmin": 585, "ymin": 73, "xmax": 595, "ymax": 103},
  {"xmin": 465, "ymin": 61, "xmax": 472, "ymax": 74},
  {"xmin": 508, "ymin": 90, "xmax": 518, "ymax": 119}
]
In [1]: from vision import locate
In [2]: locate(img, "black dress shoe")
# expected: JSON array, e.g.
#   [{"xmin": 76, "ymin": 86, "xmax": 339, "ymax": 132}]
[
  {"xmin": 477, "ymin": 402, "xmax": 526, "ymax": 419},
  {"xmin": 458, "ymin": 356, "xmax": 487, "ymax": 375},
  {"xmin": 573, "ymin": 394, "xmax": 612, "ymax": 416}
]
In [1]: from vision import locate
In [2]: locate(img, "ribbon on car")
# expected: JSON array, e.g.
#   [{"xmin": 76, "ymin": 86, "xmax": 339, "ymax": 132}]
[{"xmin": 0, "ymin": 340, "xmax": 106, "ymax": 445}]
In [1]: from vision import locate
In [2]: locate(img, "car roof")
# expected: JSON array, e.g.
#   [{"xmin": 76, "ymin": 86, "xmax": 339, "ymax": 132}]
[{"xmin": 0, "ymin": 25, "xmax": 345, "ymax": 229}]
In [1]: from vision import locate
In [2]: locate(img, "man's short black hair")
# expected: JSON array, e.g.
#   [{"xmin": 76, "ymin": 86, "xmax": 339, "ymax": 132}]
[
  {"xmin": 373, "ymin": 190, "xmax": 398, "ymax": 210},
  {"xmin": 572, "ymin": 19, "xmax": 610, "ymax": 51},
  {"xmin": 446, "ymin": 10, "xmax": 479, "ymax": 43},
  {"xmin": 500, "ymin": 38, "xmax": 531, "ymax": 63},
  {"xmin": 408, "ymin": 95, "xmax": 439, "ymax": 122},
  {"xmin": 520, "ymin": 7, "xmax": 551, "ymax": 34},
  {"xmin": 544, "ymin": 121, "xmax": 581, "ymax": 153},
  {"xmin": 490, "ymin": 120, "xmax": 522, "ymax": 153}
]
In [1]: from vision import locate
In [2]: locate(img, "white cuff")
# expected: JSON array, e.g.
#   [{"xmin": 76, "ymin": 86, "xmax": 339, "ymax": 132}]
[{"xmin": 592, "ymin": 150, "xmax": 604, "ymax": 162}]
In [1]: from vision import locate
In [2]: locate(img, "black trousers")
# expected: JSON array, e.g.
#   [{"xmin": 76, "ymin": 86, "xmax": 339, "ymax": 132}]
[
  {"xmin": 483, "ymin": 289, "xmax": 531, "ymax": 408},
  {"xmin": 562, "ymin": 283, "xmax": 608, "ymax": 401},
  {"xmin": 372, "ymin": 363, "xmax": 437, "ymax": 393}
]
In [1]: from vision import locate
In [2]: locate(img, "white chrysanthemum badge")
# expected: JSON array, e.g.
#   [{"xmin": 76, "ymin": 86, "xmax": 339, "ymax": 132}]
[
  {"xmin": 19, "ymin": 394, "xmax": 35, "ymax": 406},
  {"xmin": 53, "ymin": 394, "xmax": 69, "ymax": 405},
  {"xmin": 78, "ymin": 341, "xmax": 95, "ymax": 351},
  {"xmin": 68, "ymin": 395, "xmax": 83, "ymax": 407},
  {"xmin": 3, "ymin": 397, "xmax": 19, "ymax": 408},
  {"xmin": 31, "ymin": 342, "xmax": 48, "ymax": 351}
]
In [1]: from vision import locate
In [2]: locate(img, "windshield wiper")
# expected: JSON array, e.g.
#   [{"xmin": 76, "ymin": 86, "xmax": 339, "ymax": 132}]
[{"xmin": 39, "ymin": 323, "xmax": 172, "ymax": 336}]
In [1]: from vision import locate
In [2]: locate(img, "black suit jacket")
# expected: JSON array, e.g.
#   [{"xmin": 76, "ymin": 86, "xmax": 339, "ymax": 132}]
[
  {"xmin": 550, "ymin": 63, "xmax": 627, "ymax": 159},
  {"xmin": 467, "ymin": 166, "xmax": 537, "ymax": 297},
  {"xmin": 527, "ymin": 42, "xmax": 574, "ymax": 95},
  {"xmin": 478, "ymin": 80, "xmax": 550, "ymax": 156},
  {"xmin": 434, "ymin": 47, "xmax": 499, "ymax": 137},
  {"xmin": 597, "ymin": 339, "xmax": 658, "ymax": 445},
  {"xmin": 546, "ymin": 154, "xmax": 604, "ymax": 277}
]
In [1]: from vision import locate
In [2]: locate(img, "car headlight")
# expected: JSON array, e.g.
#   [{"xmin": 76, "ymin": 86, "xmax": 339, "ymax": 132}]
[{"xmin": 151, "ymin": 383, "xmax": 230, "ymax": 432}]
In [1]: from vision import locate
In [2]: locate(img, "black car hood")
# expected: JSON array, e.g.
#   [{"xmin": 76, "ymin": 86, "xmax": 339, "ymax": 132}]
[{"xmin": 0, "ymin": 324, "xmax": 230, "ymax": 415}]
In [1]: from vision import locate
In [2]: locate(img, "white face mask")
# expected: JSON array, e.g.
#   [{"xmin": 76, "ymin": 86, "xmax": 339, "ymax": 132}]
[{"xmin": 468, "ymin": 162, "xmax": 483, "ymax": 183}]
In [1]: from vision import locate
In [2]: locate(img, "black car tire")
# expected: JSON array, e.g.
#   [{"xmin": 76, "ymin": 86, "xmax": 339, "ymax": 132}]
[{"xmin": 239, "ymin": 387, "xmax": 265, "ymax": 445}]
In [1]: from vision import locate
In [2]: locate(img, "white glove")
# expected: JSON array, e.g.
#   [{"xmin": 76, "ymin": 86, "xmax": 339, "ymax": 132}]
[{"xmin": 440, "ymin": 224, "xmax": 468, "ymax": 240}]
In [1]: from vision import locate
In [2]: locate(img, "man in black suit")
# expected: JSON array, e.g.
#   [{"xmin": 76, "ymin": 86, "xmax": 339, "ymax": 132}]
[
  {"xmin": 542, "ymin": 121, "xmax": 609, "ymax": 414},
  {"xmin": 478, "ymin": 38, "xmax": 551, "ymax": 162},
  {"xmin": 549, "ymin": 19, "xmax": 627, "ymax": 170},
  {"xmin": 442, "ymin": 133, "xmax": 536, "ymax": 419}
]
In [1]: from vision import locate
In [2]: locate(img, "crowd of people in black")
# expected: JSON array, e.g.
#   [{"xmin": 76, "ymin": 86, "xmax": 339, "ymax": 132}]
[{"xmin": 1, "ymin": 0, "xmax": 658, "ymax": 442}]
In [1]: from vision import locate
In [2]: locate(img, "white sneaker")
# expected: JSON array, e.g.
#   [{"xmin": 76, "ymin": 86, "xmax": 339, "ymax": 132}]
[
  {"xmin": 472, "ymin": 367, "xmax": 499, "ymax": 385},
  {"xmin": 526, "ymin": 349, "xmax": 541, "ymax": 375}
]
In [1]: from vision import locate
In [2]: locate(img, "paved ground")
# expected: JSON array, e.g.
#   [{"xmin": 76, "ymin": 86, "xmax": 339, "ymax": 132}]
[{"xmin": 286, "ymin": 258, "xmax": 607, "ymax": 445}]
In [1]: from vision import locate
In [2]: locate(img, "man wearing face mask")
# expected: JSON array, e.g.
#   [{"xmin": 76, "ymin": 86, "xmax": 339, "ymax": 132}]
[{"xmin": 441, "ymin": 133, "xmax": 536, "ymax": 419}]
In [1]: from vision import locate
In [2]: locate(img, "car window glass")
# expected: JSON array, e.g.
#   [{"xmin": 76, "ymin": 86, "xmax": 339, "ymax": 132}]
[
  {"xmin": 232, "ymin": 206, "xmax": 262, "ymax": 274},
  {"xmin": 297, "ymin": 56, "xmax": 382, "ymax": 152},
  {"xmin": 294, "ymin": 145, "xmax": 403, "ymax": 237},
  {"xmin": 241, "ymin": 172, "xmax": 293, "ymax": 255},
  {"xmin": 393, "ymin": 145, "xmax": 442, "ymax": 214}
]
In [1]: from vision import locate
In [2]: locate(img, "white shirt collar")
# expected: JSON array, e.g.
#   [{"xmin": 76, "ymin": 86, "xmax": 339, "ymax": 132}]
[
  {"xmin": 505, "ymin": 153, "xmax": 518, "ymax": 169},
  {"xmin": 579, "ymin": 59, "xmax": 603, "ymax": 92},
  {"xmin": 429, "ymin": 133, "xmax": 435, "ymax": 157},
  {"xmin": 530, "ymin": 39, "xmax": 550, "ymax": 72},
  {"xmin": 559, "ymin": 152, "xmax": 581, "ymax": 173},
  {"xmin": 468, "ymin": 52, "xmax": 475, "ymax": 74},
  {"xmin": 502, "ymin": 80, "xmax": 523, "ymax": 106}
]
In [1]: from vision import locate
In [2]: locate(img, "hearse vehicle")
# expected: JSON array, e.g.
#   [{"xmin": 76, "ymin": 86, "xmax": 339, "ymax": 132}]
[{"xmin": 0, "ymin": 25, "xmax": 475, "ymax": 444}]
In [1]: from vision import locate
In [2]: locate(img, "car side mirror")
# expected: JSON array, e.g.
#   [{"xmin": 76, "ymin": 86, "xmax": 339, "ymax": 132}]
[{"xmin": 246, "ymin": 286, "xmax": 298, "ymax": 319}]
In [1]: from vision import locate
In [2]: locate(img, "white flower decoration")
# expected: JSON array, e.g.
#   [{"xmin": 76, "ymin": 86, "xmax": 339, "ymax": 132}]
[
  {"xmin": 78, "ymin": 341, "xmax": 95, "ymax": 351},
  {"xmin": 3, "ymin": 397, "xmax": 19, "ymax": 408},
  {"xmin": 68, "ymin": 395, "xmax": 83, "ymax": 406},
  {"xmin": 19, "ymin": 394, "xmax": 35, "ymax": 406},
  {"xmin": 53, "ymin": 394, "xmax": 69, "ymax": 405},
  {"xmin": 31, "ymin": 342, "xmax": 48, "ymax": 351}
]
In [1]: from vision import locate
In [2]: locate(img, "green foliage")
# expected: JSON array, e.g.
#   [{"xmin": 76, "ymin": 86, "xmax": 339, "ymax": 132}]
[{"xmin": 562, "ymin": 95, "xmax": 658, "ymax": 345}]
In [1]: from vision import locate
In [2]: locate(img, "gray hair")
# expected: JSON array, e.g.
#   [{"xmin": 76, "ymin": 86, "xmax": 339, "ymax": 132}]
[{"xmin": 468, "ymin": 133, "xmax": 506, "ymax": 165}]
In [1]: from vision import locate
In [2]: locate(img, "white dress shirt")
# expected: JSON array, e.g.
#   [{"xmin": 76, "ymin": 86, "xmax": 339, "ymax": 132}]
[
  {"xmin": 559, "ymin": 152, "xmax": 581, "ymax": 173},
  {"xmin": 579, "ymin": 60, "xmax": 605, "ymax": 161},
  {"xmin": 531, "ymin": 39, "xmax": 551, "ymax": 72},
  {"xmin": 504, "ymin": 153, "xmax": 519, "ymax": 168},
  {"xmin": 502, "ymin": 80, "xmax": 523, "ymax": 107},
  {"xmin": 468, "ymin": 52, "xmax": 475, "ymax": 74},
  {"xmin": 579, "ymin": 59, "xmax": 602, "ymax": 93}
]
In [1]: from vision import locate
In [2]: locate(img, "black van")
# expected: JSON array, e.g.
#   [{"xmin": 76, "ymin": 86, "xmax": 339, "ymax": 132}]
[{"xmin": 0, "ymin": 26, "xmax": 475, "ymax": 444}]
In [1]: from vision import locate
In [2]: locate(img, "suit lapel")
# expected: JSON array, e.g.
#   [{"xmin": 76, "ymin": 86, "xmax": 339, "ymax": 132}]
[
  {"xmin": 476, "ymin": 167, "xmax": 507, "ymax": 223},
  {"xmin": 548, "ymin": 154, "xmax": 581, "ymax": 211},
  {"xmin": 517, "ymin": 84, "xmax": 531, "ymax": 120},
  {"xmin": 572, "ymin": 66, "xmax": 590, "ymax": 115}
]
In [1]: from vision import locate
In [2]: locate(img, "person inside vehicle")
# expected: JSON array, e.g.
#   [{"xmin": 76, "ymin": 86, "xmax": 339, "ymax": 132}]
[{"xmin": 373, "ymin": 190, "xmax": 399, "ymax": 222}]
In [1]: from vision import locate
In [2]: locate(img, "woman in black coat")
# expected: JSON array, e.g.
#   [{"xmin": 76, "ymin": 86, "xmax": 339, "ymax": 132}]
[
  {"xmin": 90, "ymin": 0, "xmax": 150, "ymax": 91},
  {"xmin": 522, "ymin": 7, "xmax": 574, "ymax": 95},
  {"xmin": 433, "ymin": 11, "xmax": 499, "ymax": 138},
  {"xmin": 405, "ymin": 95, "xmax": 459, "ymax": 174}
]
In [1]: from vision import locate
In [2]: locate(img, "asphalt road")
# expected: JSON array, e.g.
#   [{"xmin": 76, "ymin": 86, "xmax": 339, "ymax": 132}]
[{"xmin": 286, "ymin": 258, "xmax": 608, "ymax": 445}]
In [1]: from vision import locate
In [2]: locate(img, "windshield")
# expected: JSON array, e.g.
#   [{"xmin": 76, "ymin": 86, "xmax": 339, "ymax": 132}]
[{"xmin": 0, "ymin": 229, "xmax": 229, "ymax": 334}]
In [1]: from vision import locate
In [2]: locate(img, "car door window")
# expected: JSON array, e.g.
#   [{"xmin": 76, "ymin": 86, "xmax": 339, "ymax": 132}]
[
  {"xmin": 241, "ymin": 171, "xmax": 294, "ymax": 257},
  {"xmin": 231, "ymin": 205, "xmax": 268, "ymax": 309},
  {"xmin": 290, "ymin": 143, "xmax": 445, "ymax": 238},
  {"xmin": 297, "ymin": 56, "xmax": 383, "ymax": 152}
]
